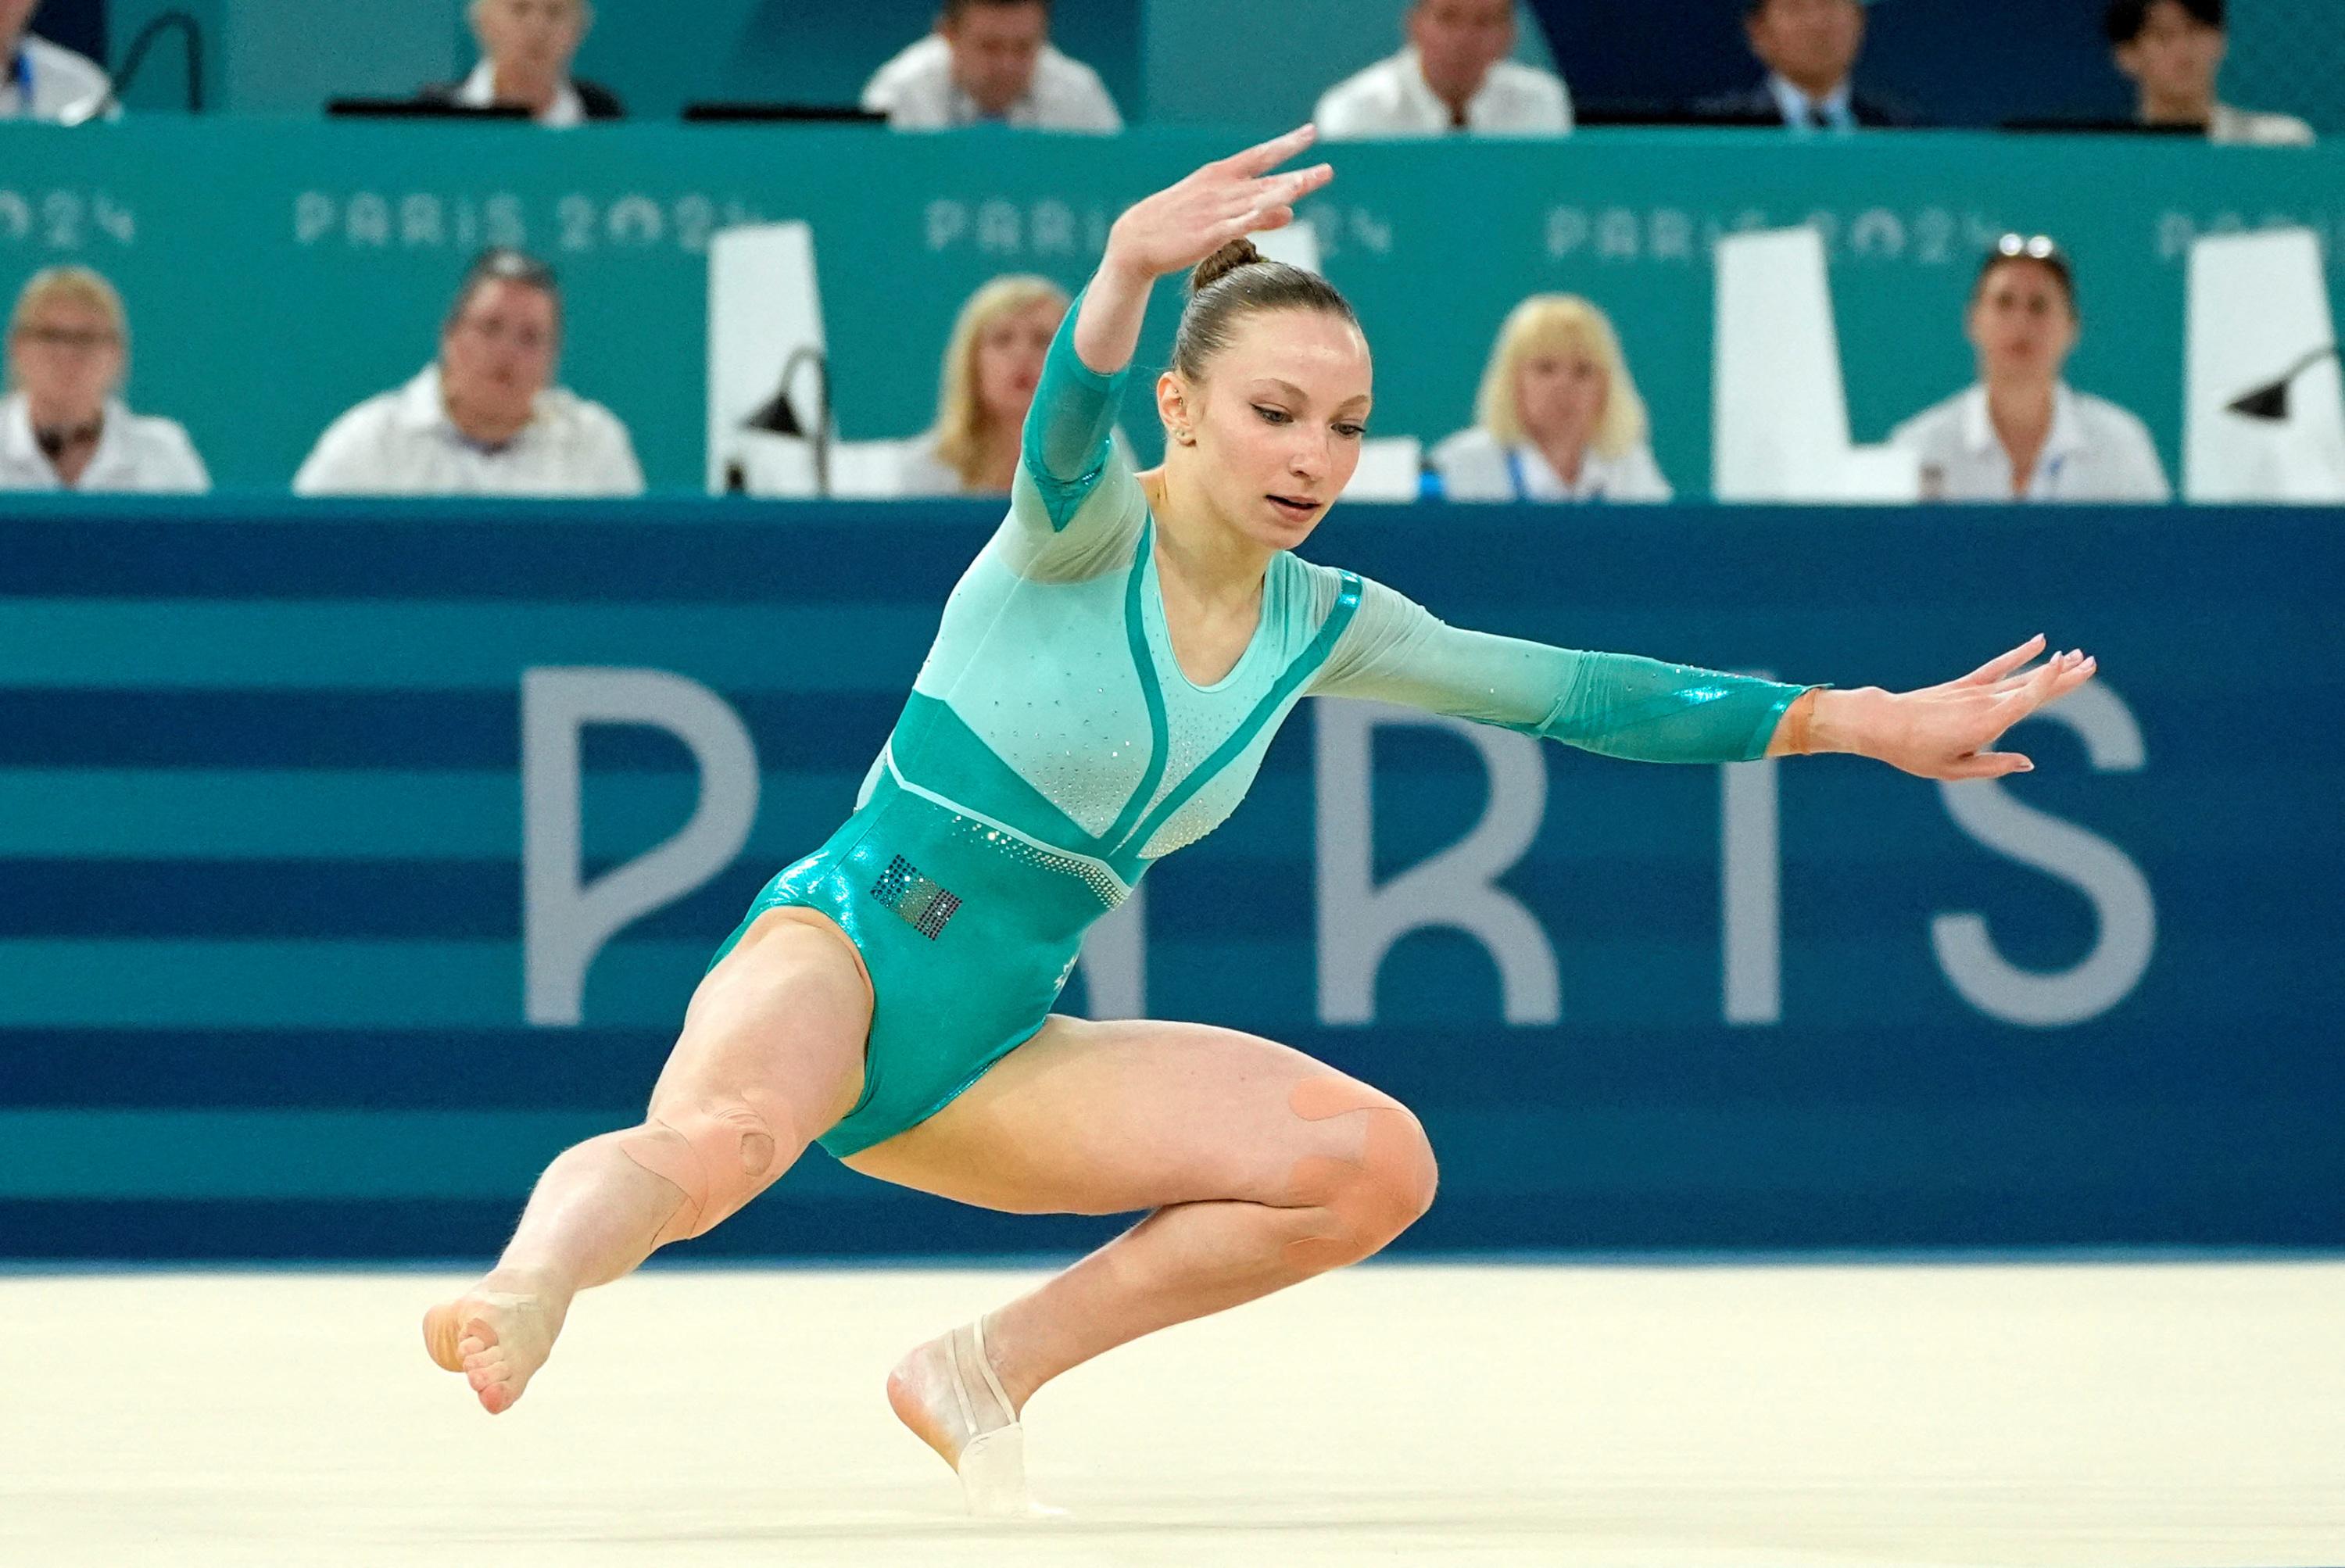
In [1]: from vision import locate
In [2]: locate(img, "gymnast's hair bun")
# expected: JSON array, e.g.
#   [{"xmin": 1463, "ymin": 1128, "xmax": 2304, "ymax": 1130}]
[{"xmin": 1189, "ymin": 238, "xmax": 1264, "ymax": 295}]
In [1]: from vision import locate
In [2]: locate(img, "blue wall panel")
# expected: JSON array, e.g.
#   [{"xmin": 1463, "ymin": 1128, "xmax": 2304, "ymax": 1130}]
[{"xmin": 0, "ymin": 497, "xmax": 2336, "ymax": 1259}]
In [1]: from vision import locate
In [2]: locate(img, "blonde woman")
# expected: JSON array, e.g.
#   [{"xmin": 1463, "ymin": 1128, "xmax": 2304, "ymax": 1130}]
[
  {"xmin": 899, "ymin": 274, "xmax": 1071, "ymax": 496},
  {"xmin": 0, "ymin": 267, "xmax": 207, "ymax": 492},
  {"xmin": 1430, "ymin": 294, "xmax": 1670, "ymax": 503}
]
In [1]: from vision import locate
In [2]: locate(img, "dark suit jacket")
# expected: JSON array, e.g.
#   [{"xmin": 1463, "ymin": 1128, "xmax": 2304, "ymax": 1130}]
[
  {"xmin": 415, "ymin": 77, "xmax": 626, "ymax": 120},
  {"xmin": 1694, "ymin": 81, "xmax": 1925, "ymax": 129}
]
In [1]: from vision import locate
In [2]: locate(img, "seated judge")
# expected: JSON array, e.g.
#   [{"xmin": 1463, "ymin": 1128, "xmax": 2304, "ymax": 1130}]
[
  {"xmin": 861, "ymin": 0, "xmax": 1122, "ymax": 132},
  {"xmin": 295, "ymin": 249, "xmax": 643, "ymax": 496},
  {"xmin": 1698, "ymin": 0, "xmax": 1922, "ymax": 130},
  {"xmin": 1314, "ymin": 0, "xmax": 1572, "ymax": 139},
  {"xmin": 417, "ymin": 0, "xmax": 622, "ymax": 125},
  {"xmin": 897, "ymin": 274, "xmax": 1069, "ymax": 495},
  {"xmin": 2105, "ymin": 0, "xmax": 2313, "ymax": 146},
  {"xmin": 0, "ymin": 266, "xmax": 208, "ymax": 492},
  {"xmin": 1889, "ymin": 236, "xmax": 2170, "ymax": 503},
  {"xmin": 1429, "ymin": 295, "xmax": 1672, "ymax": 503}
]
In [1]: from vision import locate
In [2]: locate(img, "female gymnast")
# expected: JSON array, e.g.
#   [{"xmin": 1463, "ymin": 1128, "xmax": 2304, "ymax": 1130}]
[{"xmin": 425, "ymin": 127, "xmax": 2098, "ymax": 1515}]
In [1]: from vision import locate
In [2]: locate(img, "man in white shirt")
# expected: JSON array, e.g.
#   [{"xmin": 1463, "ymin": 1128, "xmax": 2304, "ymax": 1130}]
[
  {"xmin": 862, "ymin": 0, "xmax": 1122, "ymax": 133},
  {"xmin": 419, "ymin": 0, "xmax": 625, "ymax": 126},
  {"xmin": 295, "ymin": 249, "xmax": 643, "ymax": 497},
  {"xmin": 0, "ymin": 266, "xmax": 206, "ymax": 492},
  {"xmin": 2105, "ymin": 0, "xmax": 2314, "ymax": 146},
  {"xmin": 1315, "ymin": 0, "xmax": 1571, "ymax": 139},
  {"xmin": 0, "ymin": 0, "xmax": 113, "ymax": 123}
]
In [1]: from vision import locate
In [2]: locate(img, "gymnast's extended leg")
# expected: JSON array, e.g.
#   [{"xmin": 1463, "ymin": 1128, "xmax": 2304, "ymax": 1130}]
[
  {"xmin": 843, "ymin": 1015, "xmax": 1437, "ymax": 1489},
  {"xmin": 421, "ymin": 908, "xmax": 869, "ymax": 1413}
]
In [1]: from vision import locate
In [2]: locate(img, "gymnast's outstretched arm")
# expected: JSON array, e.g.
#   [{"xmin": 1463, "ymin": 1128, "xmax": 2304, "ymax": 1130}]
[{"xmin": 1310, "ymin": 577, "xmax": 2097, "ymax": 781}]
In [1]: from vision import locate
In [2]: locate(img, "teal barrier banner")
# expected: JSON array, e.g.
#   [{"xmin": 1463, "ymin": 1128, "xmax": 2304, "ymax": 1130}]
[
  {"xmin": 0, "ymin": 497, "xmax": 2336, "ymax": 1258},
  {"xmin": 2, "ymin": 121, "xmax": 2340, "ymax": 495}
]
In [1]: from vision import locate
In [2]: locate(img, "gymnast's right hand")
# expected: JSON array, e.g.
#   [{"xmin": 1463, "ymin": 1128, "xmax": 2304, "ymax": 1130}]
[{"xmin": 1102, "ymin": 125, "xmax": 1335, "ymax": 283}]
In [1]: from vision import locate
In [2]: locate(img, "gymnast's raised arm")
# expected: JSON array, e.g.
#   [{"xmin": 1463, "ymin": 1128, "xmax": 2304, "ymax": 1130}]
[{"xmin": 1008, "ymin": 127, "xmax": 1334, "ymax": 557}]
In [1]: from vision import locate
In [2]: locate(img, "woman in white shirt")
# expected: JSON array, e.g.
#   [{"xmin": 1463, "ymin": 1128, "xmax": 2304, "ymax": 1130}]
[
  {"xmin": 898, "ymin": 274, "xmax": 1069, "ymax": 496},
  {"xmin": 1890, "ymin": 235, "xmax": 2171, "ymax": 503},
  {"xmin": 0, "ymin": 267, "xmax": 207, "ymax": 492},
  {"xmin": 1430, "ymin": 294, "xmax": 1672, "ymax": 503}
]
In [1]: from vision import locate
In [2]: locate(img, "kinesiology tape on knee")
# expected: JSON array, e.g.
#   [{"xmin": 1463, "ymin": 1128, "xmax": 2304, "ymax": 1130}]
[
  {"xmin": 1281, "ymin": 1076, "xmax": 1439, "ymax": 1273},
  {"xmin": 619, "ymin": 1101, "xmax": 788, "ymax": 1247}
]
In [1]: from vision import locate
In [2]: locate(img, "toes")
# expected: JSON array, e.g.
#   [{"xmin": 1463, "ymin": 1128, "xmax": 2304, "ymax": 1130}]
[{"xmin": 421, "ymin": 1307, "xmax": 464, "ymax": 1373}]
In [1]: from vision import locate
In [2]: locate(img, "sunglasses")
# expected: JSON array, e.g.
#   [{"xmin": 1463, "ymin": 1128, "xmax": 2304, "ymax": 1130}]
[{"xmin": 1993, "ymin": 233, "xmax": 2065, "ymax": 264}]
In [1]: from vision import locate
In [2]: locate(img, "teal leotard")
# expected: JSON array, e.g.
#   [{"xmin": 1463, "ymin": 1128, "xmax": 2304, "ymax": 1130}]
[{"xmin": 714, "ymin": 302, "xmax": 1811, "ymax": 1157}]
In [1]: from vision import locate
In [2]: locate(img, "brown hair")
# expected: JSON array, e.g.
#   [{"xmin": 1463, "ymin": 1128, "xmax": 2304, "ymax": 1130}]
[
  {"xmin": 1170, "ymin": 238, "xmax": 1360, "ymax": 381},
  {"xmin": 1972, "ymin": 234, "xmax": 2078, "ymax": 320}
]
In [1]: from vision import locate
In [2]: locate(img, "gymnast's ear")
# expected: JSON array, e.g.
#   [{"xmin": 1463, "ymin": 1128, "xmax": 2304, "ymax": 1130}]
[{"xmin": 1156, "ymin": 369, "xmax": 1199, "ymax": 448}]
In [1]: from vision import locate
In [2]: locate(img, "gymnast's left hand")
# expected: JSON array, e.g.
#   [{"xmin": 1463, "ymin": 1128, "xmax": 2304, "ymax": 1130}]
[{"xmin": 1786, "ymin": 634, "xmax": 2099, "ymax": 780}]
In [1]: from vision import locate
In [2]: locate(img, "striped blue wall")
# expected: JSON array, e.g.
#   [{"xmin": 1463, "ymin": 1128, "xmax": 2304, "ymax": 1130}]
[{"xmin": 2, "ymin": 497, "xmax": 2338, "ymax": 1259}]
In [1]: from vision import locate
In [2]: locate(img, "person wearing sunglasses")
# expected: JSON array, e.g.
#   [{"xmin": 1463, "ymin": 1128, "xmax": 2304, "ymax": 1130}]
[
  {"xmin": 0, "ymin": 267, "xmax": 207, "ymax": 492},
  {"xmin": 1889, "ymin": 236, "xmax": 2170, "ymax": 503}
]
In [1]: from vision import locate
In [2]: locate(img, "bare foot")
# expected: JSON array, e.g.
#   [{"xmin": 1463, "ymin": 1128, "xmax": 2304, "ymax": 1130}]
[
  {"xmin": 886, "ymin": 1319, "xmax": 1060, "ymax": 1518},
  {"xmin": 422, "ymin": 1278, "xmax": 567, "ymax": 1415}
]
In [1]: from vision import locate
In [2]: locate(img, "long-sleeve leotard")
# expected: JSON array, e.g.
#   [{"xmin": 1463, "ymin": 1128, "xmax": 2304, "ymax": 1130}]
[{"xmin": 728, "ymin": 299, "xmax": 1810, "ymax": 1157}]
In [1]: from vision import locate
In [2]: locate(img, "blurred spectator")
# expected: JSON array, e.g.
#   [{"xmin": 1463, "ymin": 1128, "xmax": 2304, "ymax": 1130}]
[
  {"xmin": 0, "ymin": 0, "xmax": 111, "ymax": 122},
  {"xmin": 1699, "ymin": 0, "xmax": 1921, "ymax": 131},
  {"xmin": 418, "ymin": 0, "xmax": 622, "ymax": 125},
  {"xmin": 862, "ymin": 0, "xmax": 1122, "ymax": 132},
  {"xmin": 2105, "ymin": 0, "xmax": 2311, "ymax": 145},
  {"xmin": 1, "ymin": 267, "xmax": 206, "ymax": 492},
  {"xmin": 1315, "ymin": 0, "xmax": 1572, "ymax": 139},
  {"xmin": 1429, "ymin": 295, "xmax": 1670, "ymax": 503},
  {"xmin": 900, "ymin": 274, "xmax": 1069, "ymax": 496},
  {"xmin": 1890, "ymin": 237, "xmax": 2169, "ymax": 503},
  {"xmin": 295, "ymin": 249, "xmax": 642, "ymax": 497}
]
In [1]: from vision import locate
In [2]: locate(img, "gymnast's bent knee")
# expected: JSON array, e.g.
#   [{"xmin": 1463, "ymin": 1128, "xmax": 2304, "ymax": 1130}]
[
  {"xmin": 619, "ymin": 1097, "xmax": 797, "ymax": 1246},
  {"xmin": 1281, "ymin": 1076, "xmax": 1439, "ymax": 1273}
]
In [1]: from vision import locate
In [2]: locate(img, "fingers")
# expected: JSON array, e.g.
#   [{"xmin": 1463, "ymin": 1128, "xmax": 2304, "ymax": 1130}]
[
  {"xmin": 1942, "ymin": 751, "xmax": 2035, "ymax": 781},
  {"xmin": 2002, "ymin": 651, "xmax": 2096, "ymax": 716},
  {"xmin": 1959, "ymin": 634, "xmax": 2047, "ymax": 689},
  {"xmin": 1222, "ymin": 167, "xmax": 1331, "ymax": 240},
  {"xmin": 1224, "ymin": 124, "xmax": 1318, "ymax": 177}
]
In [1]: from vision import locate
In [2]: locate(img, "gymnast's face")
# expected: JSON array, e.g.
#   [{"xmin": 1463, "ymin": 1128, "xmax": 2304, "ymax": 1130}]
[{"xmin": 1162, "ymin": 307, "xmax": 1372, "ymax": 551}]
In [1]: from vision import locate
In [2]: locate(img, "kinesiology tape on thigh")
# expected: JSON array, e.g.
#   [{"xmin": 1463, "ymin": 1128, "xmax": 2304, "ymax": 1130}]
[
  {"xmin": 620, "ymin": 1100, "xmax": 791, "ymax": 1247},
  {"xmin": 1280, "ymin": 1076, "xmax": 1438, "ymax": 1273}
]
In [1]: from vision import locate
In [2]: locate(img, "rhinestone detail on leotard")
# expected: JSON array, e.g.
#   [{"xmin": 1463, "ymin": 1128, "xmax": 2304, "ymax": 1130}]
[
  {"xmin": 870, "ymin": 855, "xmax": 962, "ymax": 940},
  {"xmin": 946, "ymin": 814, "xmax": 1128, "ymax": 909}
]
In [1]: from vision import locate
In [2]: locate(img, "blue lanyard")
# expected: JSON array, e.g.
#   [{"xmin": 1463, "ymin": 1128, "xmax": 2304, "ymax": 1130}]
[
  {"xmin": 1507, "ymin": 446, "xmax": 1607, "ymax": 504},
  {"xmin": 9, "ymin": 50, "xmax": 30, "ymax": 103}
]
